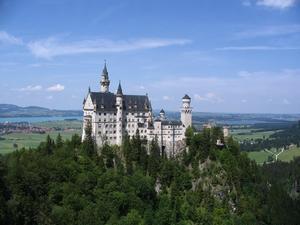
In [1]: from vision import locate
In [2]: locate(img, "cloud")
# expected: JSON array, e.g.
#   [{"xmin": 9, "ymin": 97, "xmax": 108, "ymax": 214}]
[
  {"xmin": 241, "ymin": 99, "xmax": 248, "ymax": 103},
  {"xmin": 216, "ymin": 46, "xmax": 300, "ymax": 51},
  {"xmin": 46, "ymin": 96, "xmax": 53, "ymax": 100},
  {"xmin": 27, "ymin": 37, "xmax": 191, "ymax": 59},
  {"xmin": 243, "ymin": 1, "xmax": 252, "ymax": 6},
  {"xmin": 47, "ymin": 84, "xmax": 65, "ymax": 92},
  {"xmin": 235, "ymin": 24, "xmax": 300, "ymax": 39},
  {"xmin": 256, "ymin": 0, "xmax": 297, "ymax": 9},
  {"xmin": 163, "ymin": 96, "xmax": 172, "ymax": 101},
  {"xmin": 19, "ymin": 85, "xmax": 42, "ymax": 92},
  {"xmin": 283, "ymin": 98, "xmax": 290, "ymax": 104},
  {"xmin": 194, "ymin": 92, "xmax": 224, "ymax": 103},
  {"xmin": 0, "ymin": 31, "xmax": 23, "ymax": 45}
]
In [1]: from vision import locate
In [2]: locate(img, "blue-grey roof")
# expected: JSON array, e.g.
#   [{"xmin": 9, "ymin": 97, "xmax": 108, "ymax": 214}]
[
  {"xmin": 182, "ymin": 94, "xmax": 191, "ymax": 100},
  {"xmin": 154, "ymin": 117, "xmax": 182, "ymax": 126},
  {"xmin": 102, "ymin": 63, "xmax": 108, "ymax": 79},
  {"xmin": 89, "ymin": 92, "xmax": 151, "ymax": 112},
  {"xmin": 116, "ymin": 82, "xmax": 123, "ymax": 96},
  {"xmin": 162, "ymin": 120, "xmax": 182, "ymax": 126}
]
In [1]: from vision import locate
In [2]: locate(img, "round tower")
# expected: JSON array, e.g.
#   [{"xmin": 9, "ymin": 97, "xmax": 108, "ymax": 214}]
[
  {"xmin": 100, "ymin": 61, "xmax": 110, "ymax": 93},
  {"xmin": 116, "ymin": 82, "xmax": 123, "ymax": 145},
  {"xmin": 181, "ymin": 94, "xmax": 192, "ymax": 128}
]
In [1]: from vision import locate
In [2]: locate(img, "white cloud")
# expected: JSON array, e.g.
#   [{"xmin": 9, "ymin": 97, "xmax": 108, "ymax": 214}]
[
  {"xmin": 163, "ymin": 96, "xmax": 172, "ymax": 101},
  {"xmin": 283, "ymin": 98, "xmax": 291, "ymax": 104},
  {"xmin": 28, "ymin": 37, "xmax": 191, "ymax": 59},
  {"xmin": 235, "ymin": 24, "xmax": 300, "ymax": 39},
  {"xmin": 257, "ymin": 0, "xmax": 296, "ymax": 9},
  {"xmin": 139, "ymin": 85, "xmax": 146, "ymax": 90},
  {"xmin": 194, "ymin": 92, "xmax": 224, "ymax": 103},
  {"xmin": 0, "ymin": 31, "xmax": 23, "ymax": 45},
  {"xmin": 19, "ymin": 85, "xmax": 42, "ymax": 92},
  {"xmin": 46, "ymin": 96, "xmax": 53, "ymax": 100},
  {"xmin": 216, "ymin": 46, "xmax": 300, "ymax": 51},
  {"xmin": 243, "ymin": 0, "xmax": 252, "ymax": 6},
  {"xmin": 47, "ymin": 84, "xmax": 65, "ymax": 92}
]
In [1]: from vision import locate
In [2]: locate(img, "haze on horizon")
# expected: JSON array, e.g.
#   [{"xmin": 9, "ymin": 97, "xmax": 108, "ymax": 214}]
[{"xmin": 0, "ymin": 0, "xmax": 299, "ymax": 114}]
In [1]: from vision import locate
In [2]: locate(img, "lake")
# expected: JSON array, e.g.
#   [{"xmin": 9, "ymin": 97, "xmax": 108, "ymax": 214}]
[{"xmin": 0, "ymin": 116, "xmax": 82, "ymax": 123}]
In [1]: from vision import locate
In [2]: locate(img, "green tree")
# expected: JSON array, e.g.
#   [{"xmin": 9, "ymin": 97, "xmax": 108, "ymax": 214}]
[
  {"xmin": 56, "ymin": 133, "xmax": 63, "ymax": 148},
  {"xmin": 148, "ymin": 138, "xmax": 161, "ymax": 178},
  {"xmin": 82, "ymin": 120, "xmax": 96, "ymax": 157}
]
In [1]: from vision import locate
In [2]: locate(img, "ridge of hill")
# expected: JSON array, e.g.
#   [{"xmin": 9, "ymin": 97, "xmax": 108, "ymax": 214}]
[{"xmin": 0, "ymin": 104, "xmax": 82, "ymax": 118}]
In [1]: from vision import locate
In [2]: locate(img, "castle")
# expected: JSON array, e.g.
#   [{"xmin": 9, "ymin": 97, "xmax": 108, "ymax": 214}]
[{"xmin": 82, "ymin": 63, "xmax": 192, "ymax": 157}]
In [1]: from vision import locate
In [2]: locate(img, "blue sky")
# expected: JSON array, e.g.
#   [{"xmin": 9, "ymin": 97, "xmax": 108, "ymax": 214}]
[{"xmin": 0, "ymin": 0, "xmax": 300, "ymax": 113}]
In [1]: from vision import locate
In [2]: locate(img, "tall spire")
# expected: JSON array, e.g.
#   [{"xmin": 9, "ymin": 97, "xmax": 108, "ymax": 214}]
[
  {"xmin": 116, "ymin": 81, "xmax": 123, "ymax": 96},
  {"xmin": 102, "ymin": 60, "xmax": 108, "ymax": 78},
  {"xmin": 100, "ymin": 60, "xmax": 110, "ymax": 93}
]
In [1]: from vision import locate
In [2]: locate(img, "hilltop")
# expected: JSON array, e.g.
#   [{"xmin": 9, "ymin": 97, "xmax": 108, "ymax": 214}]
[{"xmin": 0, "ymin": 104, "xmax": 82, "ymax": 118}]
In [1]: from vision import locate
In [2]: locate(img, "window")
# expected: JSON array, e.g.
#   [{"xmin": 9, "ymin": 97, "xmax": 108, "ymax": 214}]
[{"xmin": 104, "ymin": 113, "xmax": 106, "ymax": 116}]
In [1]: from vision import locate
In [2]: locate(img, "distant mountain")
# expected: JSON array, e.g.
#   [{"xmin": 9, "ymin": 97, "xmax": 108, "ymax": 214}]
[{"xmin": 0, "ymin": 104, "xmax": 82, "ymax": 118}]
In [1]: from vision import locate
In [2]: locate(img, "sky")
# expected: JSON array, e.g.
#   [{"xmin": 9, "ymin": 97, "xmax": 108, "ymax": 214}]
[{"xmin": 0, "ymin": 0, "xmax": 300, "ymax": 113}]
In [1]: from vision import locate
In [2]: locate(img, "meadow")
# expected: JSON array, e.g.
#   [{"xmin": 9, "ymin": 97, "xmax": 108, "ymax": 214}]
[
  {"xmin": 231, "ymin": 128, "xmax": 278, "ymax": 141},
  {"xmin": 0, "ymin": 120, "xmax": 82, "ymax": 154},
  {"xmin": 0, "ymin": 130, "xmax": 80, "ymax": 154}
]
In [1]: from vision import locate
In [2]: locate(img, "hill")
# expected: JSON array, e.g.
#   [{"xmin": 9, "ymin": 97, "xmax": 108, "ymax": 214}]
[
  {"xmin": 0, "ymin": 104, "xmax": 82, "ymax": 118},
  {"xmin": 0, "ymin": 127, "xmax": 299, "ymax": 224}
]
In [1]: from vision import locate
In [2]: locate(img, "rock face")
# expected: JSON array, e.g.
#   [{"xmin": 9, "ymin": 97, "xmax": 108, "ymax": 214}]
[{"xmin": 191, "ymin": 158, "xmax": 237, "ymax": 212}]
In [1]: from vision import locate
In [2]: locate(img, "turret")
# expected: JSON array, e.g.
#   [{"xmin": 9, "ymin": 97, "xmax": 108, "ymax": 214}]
[
  {"xmin": 116, "ymin": 82, "xmax": 123, "ymax": 145},
  {"xmin": 100, "ymin": 61, "xmax": 110, "ymax": 93},
  {"xmin": 159, "ymin": 109, "xmax": 166, "ymax": 120},
  {"xmin": 181, "ymin": 94, "xmax": 192, "ymax": 128}
]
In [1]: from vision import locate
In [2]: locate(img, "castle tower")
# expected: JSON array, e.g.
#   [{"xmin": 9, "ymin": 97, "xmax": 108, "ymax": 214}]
[
  {"xmin": 100, "ymin": 62, "xmax": 110, "ymax": 93},
  {"xmin": 116, "ymin": 82, "xmax": 123, "ymax": 145},
  {"xmin": 181, "ymin": 94, "xmax": 192, "ymax": 128},
  {"xmin": 160, "ymin": 109, "xmax": 166, "ymax": 120}
]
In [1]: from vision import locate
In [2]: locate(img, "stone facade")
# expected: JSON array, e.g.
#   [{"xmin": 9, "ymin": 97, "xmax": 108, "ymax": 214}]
[{"xmin": 82, "ymin": 63, "xmax": 192, "ymax": 157}]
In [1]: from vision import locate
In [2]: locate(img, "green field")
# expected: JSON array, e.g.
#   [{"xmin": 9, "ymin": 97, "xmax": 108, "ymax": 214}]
[
  {"xmin": 231, "ymin": 128, "xmax": 277, "ymax": 141},
  {"xmin": 278, "ymin": 147, "xmax": 300, "ymax": 162},
  {"xmin": 0, "ymin": 130, "xmax": 80, "ymax": 154},
  {"xmin": 33, "ymin": 120, "xmax": 82, "ymax": 130},
  {"xmin": 248, "ymin": 151, "xmax": 273, "ymax": 164},
  {"xmin": 247, "ymin": 147, "xmax": 300, "ymax": 164},
  {"xmin": 0, "ymin": 120, "xmax": 82, "ymax": 154}
]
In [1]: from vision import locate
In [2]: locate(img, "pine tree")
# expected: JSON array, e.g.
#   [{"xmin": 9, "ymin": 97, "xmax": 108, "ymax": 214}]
[
  {"xmin": 56, "ymin": 133, "xmax": 63, "ymax": 148},
  {"xmin": 45, "ymin": 135, "xmax": 54, "ymax": 154},
  {"xmin": 122, "ymin": 133, "xmax": 133, "ymax": 174},
  {"xmin": 82, "ymin": 120, "xmax": 96, "ymax": 157},
  {"xmin": 148, "ymin": 137, "xmax": 161, "ymax": 177}
]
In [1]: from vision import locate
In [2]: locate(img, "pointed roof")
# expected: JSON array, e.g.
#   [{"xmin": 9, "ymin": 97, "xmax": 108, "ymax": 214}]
[
  {"xmin": 160, "ymin": 109, "xmax": 165, "ymax": 114},
  {"xmin": 116, "ymin": 81, "xmax": 123, "ymax": 96},
  {"xmin": 182, "ymin": 94, "xmax": 191, "ymax": 100},
  {"xmin": 102, "ymin": 61, "xmax": 109, "ymax": 79}
]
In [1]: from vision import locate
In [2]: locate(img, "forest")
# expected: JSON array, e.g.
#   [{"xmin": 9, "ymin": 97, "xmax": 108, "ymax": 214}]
[{"xmin": 0, "ymin": 123, "xmax": 300, "ymax": 225}]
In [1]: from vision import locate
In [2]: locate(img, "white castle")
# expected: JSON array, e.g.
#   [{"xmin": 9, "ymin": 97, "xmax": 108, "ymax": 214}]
[{"xmin": 82, "ymin": 63, "xmax": 192, "ymax": 157}]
